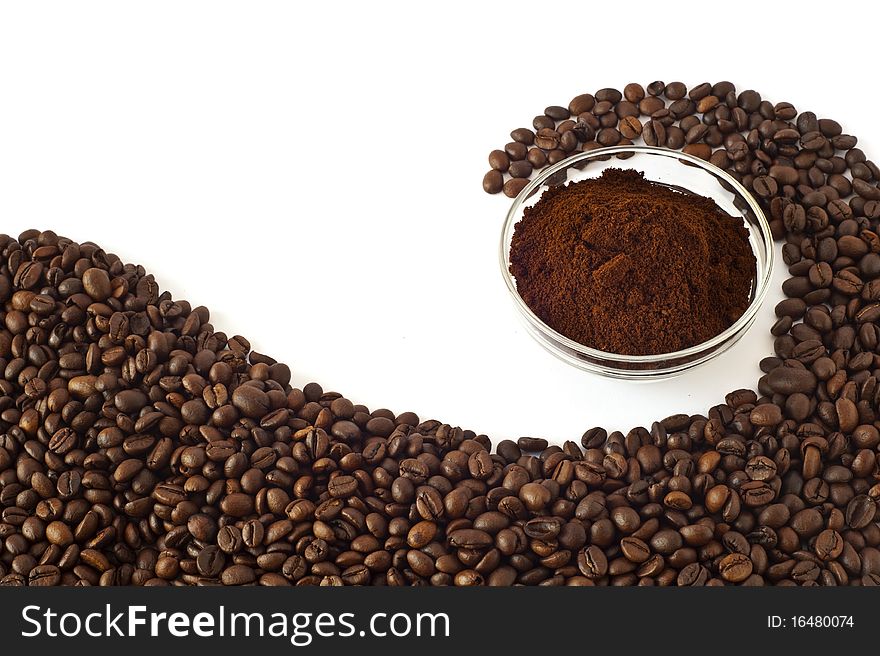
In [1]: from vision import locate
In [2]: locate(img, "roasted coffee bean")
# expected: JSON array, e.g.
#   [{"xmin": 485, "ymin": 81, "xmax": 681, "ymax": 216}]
[
  {"xmin": 504, "ymin": 141, "xmax": 527, "ymax": 160},
  {"xmin": 328, "ymin": 475, "xmax": 358, "ymax": 498},
  {"xmin": 814, "ymin": 529, "xmax": 844, "ymax": 561},
  {"xmin": 745, "ymin": 456, "xmax": 777, "ymax": 481},
  {"xmin": 519, "ymin": 482, "xmax": 551, "ymax": 511},
  {"xmin": 503, "ymin": 178, "xmax": 528, "ymax": 199},
  {"xmin": 517, "ymin": 436, "xmax": 548, "ymax": 452},
  {"xmin": 677, "ymin": 562, "xmax": 710, "ymax": 586},
  {"xmin": 846, "ymin": 496, "xmax": 876, "ymax": 529},
  {"xmin": 448, "ymin": 529, "xmax": 493, "ymax": 549},
  {"xmin": 569, "ymin": 94, "xmax": 595, "ymax": 116},
  {"xmin": 750, "ymin": 404, "xmax": 782, "ymax": 427},
  {"xmin": 526, "ymin": 148, "xmax": 547, "ymax": 169},
  {"xmin": 196, "ymin": 546, "xmax": 224, "ymax": 577},
  {"xmin": 510, "ymin": 128, "xmax": 535, "ymax": 145},
  {"xmin": 508, "ymin": 160, "xmax": 532, "ymax": 179},
  {"xmin": 483, "ymin": 170, "xmax": 503, "ymax": 194},
  {"xmin": 231, "ymin": 385, "xmax": 270, "ymax": 419},
  {"xmin": 545, "ymin": 106, "xmax": 570, "ymax": 121},
  {"xmin": 488, "ymin": 150, "xmax": 509, "ymax": 172},
  {"xmin": 534, "ymin": 128, "xmax": 560, "ymax": 150},
  {"xmin": 221, "ymin": 564, "xmax": 256, "ymax": 586},
  {"xmin": 767, "ymin": 367, "xmax": 817, "ymax": 394},
  {"xmin": 28, "ymin": 564, "xmax": 61, "ymax": 587},
  {"xmin": 577, "ymin": 545, "xmax": 608, "ymax": 579},
  {"xmin": 620, "ymin": 537, "xmax": 651, "ymax": 563},
  {"xmin": 719, "ymin": 553, "xmax": 753, "ymax": 583},
  {"xmin": 619, "ymin": 116, "xmax": 642, "ymax": 139},
  {"xmin": 82, "ymin": 268, "xmax": 112, "ymax": 301}
]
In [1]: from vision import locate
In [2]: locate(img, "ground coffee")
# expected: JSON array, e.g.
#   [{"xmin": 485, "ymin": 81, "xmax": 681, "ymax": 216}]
[{"xmin": 509, "ymin": 169, "xmax": 756, "ymax": 355}]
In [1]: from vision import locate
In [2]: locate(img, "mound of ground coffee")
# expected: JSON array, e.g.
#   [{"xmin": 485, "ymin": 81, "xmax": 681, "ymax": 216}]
[{"xmin": 509, "ymin": 169, "xmax": 756, "ymax": 355}]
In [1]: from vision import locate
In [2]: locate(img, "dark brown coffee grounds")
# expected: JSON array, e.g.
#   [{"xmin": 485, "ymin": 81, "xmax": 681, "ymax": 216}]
[{"xmin": 509, "ymin": 169, "xmax": 756, "ymax": 355}]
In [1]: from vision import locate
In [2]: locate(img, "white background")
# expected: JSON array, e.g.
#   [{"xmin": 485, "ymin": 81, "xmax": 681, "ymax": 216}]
[{"xmin": 0, "ymin": 1, "xmax": 877, "ymax": 444}]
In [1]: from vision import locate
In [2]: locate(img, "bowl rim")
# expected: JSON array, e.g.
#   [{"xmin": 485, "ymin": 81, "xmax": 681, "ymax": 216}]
[{"xmin": 499, "ymin": 144, "xmax": 775, "ymax": 365}]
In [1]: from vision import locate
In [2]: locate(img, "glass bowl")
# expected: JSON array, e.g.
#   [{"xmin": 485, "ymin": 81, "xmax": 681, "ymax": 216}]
[{"xmin": 500, "ymin": 145, "xmax": 774, "ymax": 380}]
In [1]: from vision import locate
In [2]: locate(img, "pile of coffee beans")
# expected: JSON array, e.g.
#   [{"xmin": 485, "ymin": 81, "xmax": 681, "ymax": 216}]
[{"xmin": 0, "ymin": 83, "xmax": 879, "ymax": 587}]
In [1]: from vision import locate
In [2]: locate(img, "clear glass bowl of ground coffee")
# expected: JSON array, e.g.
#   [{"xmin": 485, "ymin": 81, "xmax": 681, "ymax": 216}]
[{"xmin": 500, "ymin": 145, "xmax": 774, "ymax": 379}]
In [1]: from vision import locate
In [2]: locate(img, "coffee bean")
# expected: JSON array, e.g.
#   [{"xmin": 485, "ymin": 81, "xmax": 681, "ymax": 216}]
[
  {"xmin": 508, "ymin": 160, "xmax": 532, "ymax": 179},
  {"xmin": 741, "ymin": 481, "xmax": 775, "ymax": 507},
  {"xmin": 814, "ymin": 529, "xmax": 844, "ymax": 561},
  {"xmin": 45, "ymin": 521, "xmax": 73, "ymax": 547},
  {"xmin": 719, "ymin": 553, "xmax": 753, "ymax": 582},
  {"xmin": 533, "ymin": 115, "xmax": 554, "ymax": 131},
  {"xmin": 612, "ymin": 506, "xmax": 641, "ymax": 534},
  {"xmin": 468, "ymin": 450, "xmax": 494, "ymax": 479},
  {"xmin": 750, "ymin": 404, "xmax": 782, "ymax": 427},
  {"xmin": 488, "ymin": 149, "xmax": 509, "ymax": 172},
  {"xmin": 545, "ymin": 106, "xmax": 569, "ymax": 121},
  {"xmin": 682, "ymin": 143, "xmax": 711, "ymax": 160},
  {"xmin": 503, "ymin": 178, "xmax": 529, "ymax": 198},
  {"xmin": 510, "ymin": 128, "xmax": 535, "ymax": 145},
  {"xmin": 453, "ymin": 570, "xmax": 484, "ymax": 586},
  {"xmin": 767, "ymin": 367, "xmax": 817, "ymax": 394},
  {"xmin": 28, "ymin": 564, "xmax": 61, "ymax": 586},
  {"xmin": 569, "ymin": 94, "xmax": 595, "ymax": 116},
  {"xmin": 619, "ymin": 116, "xmax": 642, "ymax": 139},
  {"xmin": 517, "ymin": 436, "xmax": 548, "ymax": 452},
  {"xmin": 664, "ymin": 490, "xmax": 692, "ymax": 510},
  {"xmin": 82, "ymin": 268, "xmax": 112, "ymax": 301},
  {"xmin": 597, "ymin": 127, "xmax": 621, "ymax": 146},
  {"xmin": 534, "ymin": 128, "xmax": 560, "ymax": 150},
  {"xmin": 818, "ymin": 118, "xmax": 842, "ymax": 137},
  {"xmin": 15, "ymin": 261, "xmax": 43, "ymax": 290},
  {"xmin": 791, "ymin": 560, "xmax": 820, "ymax": 583},
  {"xmin": 577, "ymin": 545, "xmax": 608, "ymax": 579},
  {"xmin": 504, "ymin": 141, "xmax": 527, "ymax": 161},
  {"xmin": 448, "ymin": 529, "xmax": 493, "ymax": 549},
  {"xmin": 752, "ymin": 175, "xmax": 779, "ymax": 198},
  {"xmin": 220, "ymin": 492, "xmax": 254, "ymax": 517},
  {"xmin": 620, "ymin": 537, "xmax": 651, "ymax": 563},
  {"xmin": 745, "ymin": 456, "xmax": 777, "ymax": 482},
  {"xmin": 677, "ymin": 563, "xmax": 710, "ymax": 587},
  {"xmin": 696, "ymin": 96, "xmax": 720, "ymax": 113},
  {"xmin": 231, "ymin": 385, "xmax": 270, "ymax": 419},
  {"xmin": 328, "ymin": 475, "xmax": 357, "ymax": 498},
  {"xmin": 483, "ymin": 170, "xmax": 503, "ymax": 194},
  {"xmin": 217, "ymin": 525, "xmax": 243, "ymax": 554},
  {"xmin": 519, "ymin": 482, "xmax": 551, "ymax": 511},
  {"xmin": 526, "ymin": 148, "xmax": 547, "ymax": 169},
  {"xmin": 196, "ymin": 546, "xmax": 224, "ymax": 577},
  {"xmin": 650, "ymin": 529, "xmax": 683, "ymax": 555},
  {"xmin": 407, "ymin": 520, "xmax": 437, "ymax": 549},
  {"xmin": 559, "ymin": 131, "xmax": 578, "ymax": 152},
  {"xmin": 846, "ymin": 495, "xmax": 877, "ymax": 529},
  {"xmin": 221, "ymin": 564, "xmax": 256, "ymax": 586},
  {"xmin": 722, "ymin": 531, "xmax": 750, "ymax": 556}
]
